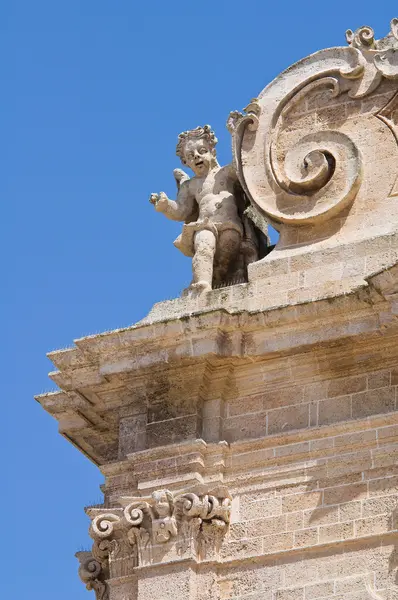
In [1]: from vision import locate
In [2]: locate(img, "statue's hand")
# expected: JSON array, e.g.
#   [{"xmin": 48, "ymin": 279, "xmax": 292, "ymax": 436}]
[{"xmin": 149, "ymin": 191, "xmax": 169, "ymax": 212}]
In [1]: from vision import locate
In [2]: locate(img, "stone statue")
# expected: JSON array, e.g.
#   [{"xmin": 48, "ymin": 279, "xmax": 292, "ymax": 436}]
[
  {"xmin": 151, "ymin": 489, "xmax": 178, "ymax": 544},
  {"xmin": 150, "ymin": 125, "xmax": 268, "ymax": 293}
]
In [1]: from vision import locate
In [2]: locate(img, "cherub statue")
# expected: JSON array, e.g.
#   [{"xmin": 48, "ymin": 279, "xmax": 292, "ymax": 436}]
[
  {"xmin": 150, "ymin": 125, "xmax": 267, "ymax": 293},
  {"xmin": 151, "ymin": 489, "xmax": 178, "ymax": 544}
]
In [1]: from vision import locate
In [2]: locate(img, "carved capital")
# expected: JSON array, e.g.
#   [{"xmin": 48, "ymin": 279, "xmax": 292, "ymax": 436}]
[
  {"xmin": 88, "ymin": 510, "xmax": 123, "ymax": 566},
  {"xmin": 174, "ymin": 492, "xmax": 231, "ymax": 524},
  {"xmin": 85, "ymin": 487, "xmax": 232, "ymax": 570}
]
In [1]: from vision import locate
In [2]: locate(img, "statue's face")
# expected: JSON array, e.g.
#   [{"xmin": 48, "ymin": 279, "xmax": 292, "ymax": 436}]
[
  {"xmin": 154, "ymin": 491, "xmax": 170, "ymax": 517},
  {"xmin": 182, "ymin": 138, "xmax": 214, "ymax": 176}
]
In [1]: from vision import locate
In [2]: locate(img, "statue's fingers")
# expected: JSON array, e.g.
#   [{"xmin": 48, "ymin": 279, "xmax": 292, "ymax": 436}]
[{"xmin": 149, "ymin": 193, "xmax": 158, "ymax": 204}]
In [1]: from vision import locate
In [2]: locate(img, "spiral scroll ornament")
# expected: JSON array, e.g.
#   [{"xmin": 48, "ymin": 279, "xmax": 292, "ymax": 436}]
[
  {"xmin": 346, "ymin": 26, "xmax": 376, "ymax": 48},
  {"xmin": 175, "ymin": 493, "xmax": 231, "ymax": 524},
  {"xmin": 207, "ymin": 496, "xmax": 232, "ymax": 522},
  {"xmin": 78, "ymin": 555, "xmax": 102, "ymax": 583},
  {"xmin": 268, "ymin": 78, "xmax": 363, "ymax": 223},
  {"xmin": 91, "ymin": 539, "xmax": 120, "ymax": 563},
  {"xmin": 231, "ymin": 21, "xmax": 398, "ymax": 226},
  {"xmin": 123, "ymin": 501, "xmax": 149, "ymax": 527},
  {"xmin": 90, "ymin": 513, "xmax": 121, "ymax": 539},
  {"xmin": 76, "ymin": 552, "xmax": 109, "ymax": 600},
  {"xmin": 177, "ymin": 493, "xmax": 209, "ymax": 519}
]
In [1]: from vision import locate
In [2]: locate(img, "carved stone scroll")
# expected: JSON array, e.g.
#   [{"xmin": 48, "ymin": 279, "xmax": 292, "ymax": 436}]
[
  {"xmin": 174, "ymin": 492, "xmax": 231, "ymax": 523},
  {"xmin": 230, "ymin": 19, "xmax": 398, "ymax": 226},
  {"xmin": 87, "ymin": 507, "xmax": 136, "ymax": 581},
  {"xmin": 85, "ymin": 488, "xmax": 232, "ymax": 572},
  {"xmin": 76, "ymin": 551, "xmax": 109, "ymax": 600},
  {"xmin": 89, "ymin": 512, "xmax": 122, "ymax": 567}
]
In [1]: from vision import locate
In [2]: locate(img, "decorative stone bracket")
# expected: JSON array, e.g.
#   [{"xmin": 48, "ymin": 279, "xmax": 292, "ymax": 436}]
[
  {"xmin": 81, "ymin": 487, "xmax": 232, "ymax": 581},
  {"xmin": 76, "ymin": 551, "xmax": 109, "ymax": 600}
]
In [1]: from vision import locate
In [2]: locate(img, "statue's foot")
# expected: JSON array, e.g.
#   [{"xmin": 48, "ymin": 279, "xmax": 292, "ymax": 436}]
[{"xmin": 188, "ymin": 281, "xmax": 212, "ymax": 294}]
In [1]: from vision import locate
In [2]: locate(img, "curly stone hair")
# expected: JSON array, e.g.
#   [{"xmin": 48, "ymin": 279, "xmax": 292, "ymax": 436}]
[{"xmin": 176, "ymin": 125, "xmax": 218, "ymax": 159}]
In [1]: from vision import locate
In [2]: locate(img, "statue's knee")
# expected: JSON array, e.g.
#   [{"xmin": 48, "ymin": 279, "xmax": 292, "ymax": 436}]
[{"xmin": 198, "ymin": 244, "xmax": 215, "ymax": 260}]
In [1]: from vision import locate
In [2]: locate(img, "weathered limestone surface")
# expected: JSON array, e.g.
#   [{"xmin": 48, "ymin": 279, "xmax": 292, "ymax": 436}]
[{"xmin": 37, "ymin": 20, "xmax": 398, "ymax": 600}]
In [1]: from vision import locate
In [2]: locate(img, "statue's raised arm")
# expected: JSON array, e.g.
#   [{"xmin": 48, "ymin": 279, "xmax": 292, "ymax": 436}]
[{"xmin": 149, "ymin": 169, "xmax": 194, "ymax": 222}]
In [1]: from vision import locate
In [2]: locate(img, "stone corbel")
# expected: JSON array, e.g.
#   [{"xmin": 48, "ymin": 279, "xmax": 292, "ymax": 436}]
[
  {"xmin": 89, "ymin": 511, "xmax": 123, "ymax": 566},
  {"xmin": 76, "ymin": 551, "xmax": 109, "ymax": 600},
  {"xmin": 174, "ymin": 491, "xmax": 231, "ymax": 525},
  {"xmin": 174, "ymin": 490, "xmax": 232, "ymax": 560},
  {"xmin": 121, "ymin": 490, "xmax": 177, "ymax": 565},
  {"xmin": 85, "ymin": 487, "xmax": 232, "ymax": 571}
]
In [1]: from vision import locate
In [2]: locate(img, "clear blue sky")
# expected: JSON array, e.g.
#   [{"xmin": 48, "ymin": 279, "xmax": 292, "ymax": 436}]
[{"xmin": 1, "ymin": 1, "xmax": 396, "ymax": 598}]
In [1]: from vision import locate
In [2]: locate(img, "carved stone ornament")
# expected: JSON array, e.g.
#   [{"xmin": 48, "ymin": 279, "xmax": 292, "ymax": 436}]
[
  {"xmin": 149, "ymin": 124, "xmax": 270, "ymax": 293},
  {"xmin": 86, "ymin": 488, "xmax": 232, "ymax": 571},
  {"xmin": 229, "ymin": 19, "xmax": 398, "ymax": 225},
  {"xmin": 76, "ymin": 551, "xmax": 109, "ymax": 600}
]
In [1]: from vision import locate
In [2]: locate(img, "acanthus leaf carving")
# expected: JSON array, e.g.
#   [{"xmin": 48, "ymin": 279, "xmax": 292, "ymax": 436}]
[
  {"xmin": 85, "ymin": 488, "xmax": 232, "ymax": 571},
  {"xmin": 345, "ymin": 21, "xmax": 398, "ymax": 97},
  {"xmin": 123, "ymin": 489, "xmax": 178, "ymax": 548}
]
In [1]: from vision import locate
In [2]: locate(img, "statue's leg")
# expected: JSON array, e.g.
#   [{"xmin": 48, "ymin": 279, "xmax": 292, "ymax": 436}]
[
  {"xmin": 214, "ymin": 229, "xmax": 242, "ymax": 284},
  {"xmin": 191, "ymin": 229, "xmax": 216, "ymax": 292}
]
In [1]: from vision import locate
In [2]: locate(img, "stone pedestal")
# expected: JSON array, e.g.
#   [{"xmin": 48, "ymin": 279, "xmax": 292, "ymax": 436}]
[{"xmin": 37, "ymin": 20, "xmax": 398, "ymax": 600}]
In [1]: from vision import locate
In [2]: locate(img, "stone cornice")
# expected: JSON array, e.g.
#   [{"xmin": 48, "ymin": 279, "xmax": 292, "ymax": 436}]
[
  {"xmin": 42, "ymin": 262, "xmax": 398, "ymax": 378},
  {"xmin": 97, "ymin": 411, "xmax": 398, "ymax": 495},
  {"xmin": 35, "ymin": 262, "xmax": 398, "ymax": 466}
]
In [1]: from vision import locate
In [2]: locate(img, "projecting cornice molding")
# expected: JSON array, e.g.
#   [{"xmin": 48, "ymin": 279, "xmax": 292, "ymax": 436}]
[{"xmin": 36, "ymin": 261, "xmax": 398, "ymax": 465}]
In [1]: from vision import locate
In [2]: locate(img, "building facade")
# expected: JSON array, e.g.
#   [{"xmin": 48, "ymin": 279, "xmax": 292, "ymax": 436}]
[{"xmin": 37, "ymin": 20, "xmax": 398, "ymax": 600}]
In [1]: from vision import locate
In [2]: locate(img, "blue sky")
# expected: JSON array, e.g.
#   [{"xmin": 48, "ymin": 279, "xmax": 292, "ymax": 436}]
[{"xmin": 2, "ymin": 1, "xmax": 397, "ymax": 598}]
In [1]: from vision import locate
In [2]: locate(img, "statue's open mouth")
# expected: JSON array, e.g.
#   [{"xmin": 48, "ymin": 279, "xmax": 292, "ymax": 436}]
[{"xmin": 195, "ymin": 160, "xmax": 204, "ymax": 166}]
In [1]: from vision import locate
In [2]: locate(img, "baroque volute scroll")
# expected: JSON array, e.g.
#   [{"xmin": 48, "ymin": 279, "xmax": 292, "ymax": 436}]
[
  {"xmin": 229, "ymin": 19, "xmax": 398, "ymax": 226},
  {"xmin": 121, "ymin": 489, "xmax": 178, "ymax": 564},
  {"xmin": 76, "ymin": 551, "xmax": 109, "ymax": 600}
]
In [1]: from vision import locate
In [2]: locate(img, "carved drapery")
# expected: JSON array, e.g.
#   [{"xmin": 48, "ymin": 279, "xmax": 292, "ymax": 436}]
[{"xmin": 228, "ymin": 20, "xmax": 398, "ymax": 226}]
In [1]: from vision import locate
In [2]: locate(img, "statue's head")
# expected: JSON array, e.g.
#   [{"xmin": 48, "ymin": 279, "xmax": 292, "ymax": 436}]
[
  {"xmin": 152, "ymin": 489, "xmax": 173, "ymax": 518},
  {"xmin": 176, "ymin": 125, "xmax": 218, "ymax": 176}
]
